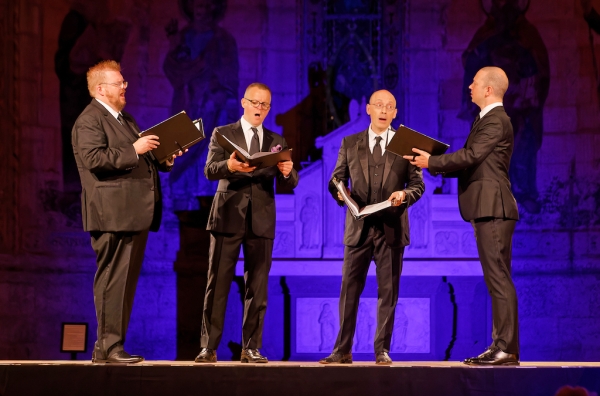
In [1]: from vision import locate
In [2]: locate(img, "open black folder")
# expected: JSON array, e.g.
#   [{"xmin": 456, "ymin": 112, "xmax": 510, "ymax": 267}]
[
  {"xmin": 215, "ymin": 131, "xmax": 292, "ymax": 170},
  {"xmin": 139, "ymin": 111, "xmax": 205, "ymax": 163},
  {"xmin": 333, "ymin": 178, "xmax": 402, "ymax": 220},
  {"xmin": 386, "ymin": 125, "xmax": 450, "ymax": 157}
]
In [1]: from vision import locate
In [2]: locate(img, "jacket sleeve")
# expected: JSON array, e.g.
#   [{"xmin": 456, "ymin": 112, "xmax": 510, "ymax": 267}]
[
  {"xmin": 403, "ymin": 163, "xmax": 424, "ymax": 208},
  {"xmin": 328, "ymin": 137, "xmax": 350, "ymax": 207},
  {"xmin": 429, "ymin": 115, "xmax": 503, "ymax": 174},
  {"xmin": 73, "ymin": 114, "xmax": 138, "ymax": 173}
]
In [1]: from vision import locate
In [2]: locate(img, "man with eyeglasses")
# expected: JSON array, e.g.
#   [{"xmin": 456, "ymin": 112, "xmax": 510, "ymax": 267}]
[
  {"xmin": 319, "ymin": 90, "xmax": 424, "ymax": 365},
  {"xmin": 195, "ymin": 82, "xmax": 299, "ymax": 364},
  {"xmin": 72, "ymin": 60, "xmax": 184, "ymax": 364}
]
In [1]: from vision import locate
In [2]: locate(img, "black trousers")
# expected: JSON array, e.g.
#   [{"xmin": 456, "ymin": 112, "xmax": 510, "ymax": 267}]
[
  {"xmin": 201, "ymin": 208, "xmax": 273, "ymax": 350},
  {"xmin": 472, "ymin": 217, "xmax": 519, "ymax": 354},
  {"xmin": 333, "ymin": 224, "xmax": 405, "ymax": 354},
  {"xmin": 90, "ymin": 229, "xmax": 149, "ymax": 358}
]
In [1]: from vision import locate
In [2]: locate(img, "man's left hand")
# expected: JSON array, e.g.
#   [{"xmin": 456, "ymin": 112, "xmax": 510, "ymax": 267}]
[
  {"xmin": 277, "ymin": 160, "xmax": 293, "ymax": 177},
  {"xmin": 166, "ymin": 149, "xmax": 187, "ymax": 166},
  {"xmin": 388, "ymin": 191, "xmax": 406, "ymax": 207},
  {"xmin": 403, "ymin": 148, "xmax": 430, "ymax": 168}
]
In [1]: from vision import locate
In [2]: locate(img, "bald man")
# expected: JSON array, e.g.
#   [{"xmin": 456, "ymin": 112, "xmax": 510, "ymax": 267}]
[
  {"xmin": 406, "ymin": 67, "xmax": 520, "ymax": 366},
  {"xmin": 319, "ymin": 90, "xmax": 424, "ymax": 365}
]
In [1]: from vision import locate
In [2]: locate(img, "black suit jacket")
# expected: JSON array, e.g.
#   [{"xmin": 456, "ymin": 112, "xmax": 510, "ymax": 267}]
[
  {"xmin": 72, "ymin": 99, "xmax": 171, "ymax": 232},
  {"xmin": 204, "ymin": 121, "xmax": 299, "ymax": 239},
  {"xmin": 429, "ymin": 106, "xmax": 519, "ymax": 221},
  {"xmin": 328, "ymin": 129, "xmax": 424, "ymax": 248}
]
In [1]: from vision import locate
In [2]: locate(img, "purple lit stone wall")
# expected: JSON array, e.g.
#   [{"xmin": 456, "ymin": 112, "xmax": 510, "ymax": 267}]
[{"xmin": 0, "ymin": 0, "xmax": 599, "ymax": 362}]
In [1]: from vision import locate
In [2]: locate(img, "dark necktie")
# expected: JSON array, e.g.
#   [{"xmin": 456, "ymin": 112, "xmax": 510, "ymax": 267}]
[
  {"xmin": 471, "ymin": 114, "xmax": 480, "ymax": 129},
  {"xmin": 249, "ymin": 127, "xmax": 260, "ymax": 155},
  {"xmin": 373, "ymin": 136, "xmax": 383, "ymax": 163},
  {"xmin": 118, "ymin": 114, "xmax": 138, "ymax": 139}
]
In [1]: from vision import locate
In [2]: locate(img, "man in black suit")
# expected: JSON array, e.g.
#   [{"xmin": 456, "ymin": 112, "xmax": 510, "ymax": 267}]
[
  {"xmin": 319, "ymin": 90, "xmax": 424, "ymax": 365},
  {"xmin": 406, "ymin": 66, "xmax": 520, "ymax": 366},
  {"xmin": 72, "ymin": 60, "xmax": 183, "ymax": 363},
  {"xmin": 195, "ymin": 83, "xmax": 299, "ymax": 364}
]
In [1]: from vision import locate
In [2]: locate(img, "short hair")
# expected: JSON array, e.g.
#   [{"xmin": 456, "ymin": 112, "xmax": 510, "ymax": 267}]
[
  {"xmin": 480, "ymin": 66, "xmax": 509, "ymax": 98},
  {"xmin": 244, "ymin": 82, "xmax": 271, "ymax": 97},
  {"xmin": 87, "ymin": 60, "xmax": 121, "ymax": 98}
]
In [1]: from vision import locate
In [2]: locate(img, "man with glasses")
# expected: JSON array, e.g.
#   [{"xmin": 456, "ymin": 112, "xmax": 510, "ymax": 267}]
[
  {"xmin": 319, "ymin": 90, "xmax": 424, "ymax": 365},
  {"xmin": 195, "ymin": 83, "xmax": 299, "ymax": 364},
  {"xmin": 72, "ymin": 60, "xmax": 183, "ymax": 364}
]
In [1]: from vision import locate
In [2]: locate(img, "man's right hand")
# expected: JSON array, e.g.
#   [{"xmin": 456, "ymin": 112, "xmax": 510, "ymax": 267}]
[
  {"xmin": 337, "ymin": 187, "xmax": 350, "ymax": 202},
  {"xmin": 227, "ymin": 151, "xmax": 256, "ymax": 173},
  {"xmin": 134, "ymin": 135, "xmax": 160, "ymax": 155}
]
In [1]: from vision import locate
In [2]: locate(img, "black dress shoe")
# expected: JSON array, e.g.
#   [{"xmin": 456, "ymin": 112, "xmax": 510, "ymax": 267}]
[
  {"xmin": 195, "ymin": 348, "xmax": 217, "ymax": 363},
  {"xmin": 241, "ymin": 348, "xmax": 268, "ymax": 363},
  {"xmin": 92, "ymin": 350, "xmax": 144, "ymax": 364},
  {"xmin": 318, "ymin": 352, "xmax": 353, "ymax": 364},
  {"xmin": 464, "ymin": 347, "xmax": 519, "ymax": 366},
  {"xmin": 463, "ymin": 345, "xmax": 496, "ymax": 364},
  {"xmin": 375, "ymin": 351, "xmax": 392, "ymax": 365}
]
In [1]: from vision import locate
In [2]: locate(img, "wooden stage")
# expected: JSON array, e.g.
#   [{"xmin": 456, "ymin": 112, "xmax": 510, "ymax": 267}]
[{"xmin": 1, "ymin": 360, "xmax": 599, "ymax": 396}]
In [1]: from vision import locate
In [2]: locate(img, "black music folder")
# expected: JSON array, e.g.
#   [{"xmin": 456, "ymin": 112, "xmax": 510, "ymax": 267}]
[
  {"xmin": 139, "ymin": 111, "xmax": 205, "ymax": 163},
  {"xmin": 214, "ymin": 131, "xmax": 292, "ymax": 170},
  {"xmin": 386, "ymin": 125, "xmax": 450, "ymax": 157}
]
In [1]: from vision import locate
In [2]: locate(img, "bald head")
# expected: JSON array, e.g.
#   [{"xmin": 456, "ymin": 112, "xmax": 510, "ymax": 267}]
[
  {"xmin": 369, "ymin": 90, "xmax": 396, "ymax": 104},
  {"xmin": 479, "ymin": 67, "xmax": 509, "ymax": 99}
]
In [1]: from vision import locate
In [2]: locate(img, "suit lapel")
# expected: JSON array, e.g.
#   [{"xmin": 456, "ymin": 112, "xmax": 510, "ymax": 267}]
[
  {"xmin": 382, "ymin": 148, "xmax": 396, "ymax": 187},
  {"xmin": 357, "ymin": 131, "xmax": 369, "ymax": 184},
  {"xmin": 230, "ymin": 121, "xmax": 249, "ymax": 152},
  {"xmin": 261, "ymin": 129, "xmax": 274, "ymax": 152}
]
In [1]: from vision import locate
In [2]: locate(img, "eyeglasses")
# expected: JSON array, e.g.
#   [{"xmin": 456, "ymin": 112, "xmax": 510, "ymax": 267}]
[
  {"xmin": 369, "ymin": 103, "xmax": 395, "ymax": 111},
  {"xmin": 244, "ymin": 98, "xmax": 271, "ymax": 110},
  {"xmin": 100, "ymin": 81, "xmax": 128, "ymax": 89}
]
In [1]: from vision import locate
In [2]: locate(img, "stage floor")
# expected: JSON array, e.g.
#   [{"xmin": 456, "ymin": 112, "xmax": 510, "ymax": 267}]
[{"xmin": 2, "ymin": 360, "xmax": 600, "ymax": 396}]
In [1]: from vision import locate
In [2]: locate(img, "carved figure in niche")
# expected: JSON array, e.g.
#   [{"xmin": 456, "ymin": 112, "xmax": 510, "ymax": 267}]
[
  {"xmin": 55, "ymin": 0, "xmax": 132, "ymax": 192},
  {"xmin": 163, "ymin": 0, "xmax": 239, "ymax": 206},
  {"xmin": 408, "ymin": 195, "xmax": 428, "ymax": 249},
  {"xmin": 434, "ymin": 231, "xmax": 459, "ymax": 255},
  {"xmin": 391, "ymin": 303, "xmax": 408, "ymax": 352},
  {"xmin": 459, "ymin": 0, "xmax": 549, "ymax": 213},
  {"xmin": 353, "ymin": 302, "xmax": 374, "ymax": 352},
  {"xmin": 318, "ymin": 303, "xmax": 336, "ymax": 352},
  {"xmin": 300, "ymin": 196, "xmax": 320, "ymax": 250}
]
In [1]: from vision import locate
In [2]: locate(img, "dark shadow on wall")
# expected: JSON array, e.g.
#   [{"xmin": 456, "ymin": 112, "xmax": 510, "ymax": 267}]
[{"xmin": 459, "ymin": 0, "xmax": 549, "ymax": 214}]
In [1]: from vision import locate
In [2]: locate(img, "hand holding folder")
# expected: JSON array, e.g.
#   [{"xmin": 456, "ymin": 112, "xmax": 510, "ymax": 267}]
[
  {"xmin": 215, "ymin": 131, "xmax": 292, "ymax": 170},
  {"xmin": 332, "ymin": 178, "xmax": 393, "ymax": 220},
  {"xmin": 139, "ymin": 111, "xmax": 205, "ymax": 163},
  {"xmin": 385, "ymin": 125, "xmax": 449, "ymax": 159}
]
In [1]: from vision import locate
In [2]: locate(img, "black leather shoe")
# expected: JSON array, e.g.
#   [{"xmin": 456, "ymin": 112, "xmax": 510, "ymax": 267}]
[
  {"xmin": 375, "ymin": 351, "xmax": 392, "ymax": 365},
  {"xmin": 318, "ymin": 352, "xmax": 353, "ymax": 364},
  {"xmin": 195, "ymin": 348, "xmax": 217, "ymax": 363},
  {"xmin": 241, "ymin": 348, "xmax": 268, "ymax": 363},
  {"xmin": 92, "ymin": 350, "xmax": 144, "ymax": 364},
  {"xmin": 463, "ymin": 345, "xmax": 496, "ymax": 364},
  {"xmin": 464, "ymin": 347, "xmax": 519, "ymax": 366}
]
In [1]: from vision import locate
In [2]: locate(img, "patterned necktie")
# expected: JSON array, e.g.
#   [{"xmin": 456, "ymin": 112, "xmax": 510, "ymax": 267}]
[
  {"xmin": 249, "ymin": 127, "xmax": 260, "ymax": 155},
  {"xmin": 373, "ymin": 136, "xmax": 383, "ymax": 163}
]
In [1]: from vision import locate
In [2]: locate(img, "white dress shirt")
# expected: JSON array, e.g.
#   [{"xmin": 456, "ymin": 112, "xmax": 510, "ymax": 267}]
[
  {"xmin": 240, "ymin": 116, "xmax": 263, "ymax": 152},
  {"xmin": 368, "ymin": 126, "xmax": 395, "ymax": 155}
]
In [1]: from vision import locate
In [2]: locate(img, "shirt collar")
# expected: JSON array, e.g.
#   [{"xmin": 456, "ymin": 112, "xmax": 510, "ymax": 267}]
[
  {"xmin": 240, "ymin": 116, "xmax": 263, "ymax": 134},
  {"xmin": 95, "ymin": 98, "xmax": 121, "ymax": 120},
  {"xmin": 368, "ymin": 125, "xmax": 393, "ymax": 142},
  {"xmin": 479, "ymin": 102, "xmax": 503, "ymax": 119}
]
